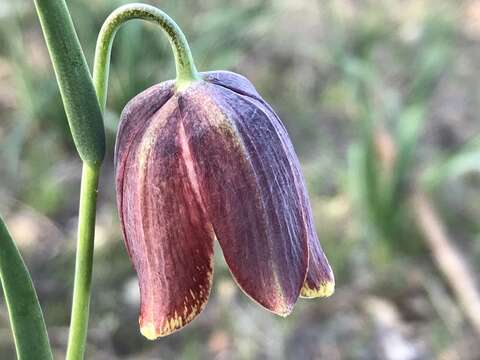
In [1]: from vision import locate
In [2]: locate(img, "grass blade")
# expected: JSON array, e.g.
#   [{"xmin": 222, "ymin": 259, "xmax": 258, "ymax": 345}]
[{"xmin": 0, "ymin": 215, "xmax": 53, "ymax": 360}]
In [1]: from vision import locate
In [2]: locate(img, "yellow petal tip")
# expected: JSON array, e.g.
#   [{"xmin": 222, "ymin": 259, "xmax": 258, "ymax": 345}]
[
  {"xmin": 140, "ymin": 323, "xmax": 160, "ymax": 340},
  {"xmin": 300, "ymin": 280, "xmax": 335, "ymax": 299}
]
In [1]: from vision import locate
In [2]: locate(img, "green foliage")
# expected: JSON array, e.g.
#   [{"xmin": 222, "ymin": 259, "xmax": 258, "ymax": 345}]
[
  {"xmin": 341, "ymin": 6, "xmax": 456, "ymax": 254},
  {"xmin": 423, "ymin": 137, "xmax": 480, "ymax": 189},
  {"xmin": 33, "ymin": 0, "xmax": 105, "ymax": 165},
  {"xmin": 0, "ymin": 216, "xmax": 52, "ymax": 360}
]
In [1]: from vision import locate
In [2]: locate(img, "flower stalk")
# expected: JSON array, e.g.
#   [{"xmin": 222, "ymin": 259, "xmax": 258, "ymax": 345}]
[
  {"xmin": 32, "ymin": 0, "xmax": 105, "ymax": 358},
  {"xmin": 65, "ymin": 163, "xmax": 100, "ymax": 360},
  {"xmin": 93, "ymin": 3, "xmax": 200, "ymax": 110},
  {"xmin": 33, "ymin": 1, "xmax": 204, "ymax": 357}
]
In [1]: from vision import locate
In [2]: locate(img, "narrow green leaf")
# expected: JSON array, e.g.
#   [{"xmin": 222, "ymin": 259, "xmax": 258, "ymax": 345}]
[
  {"xmin": 0, "ymin": 215, "xmax": 53, "ymax": 360},
  {"xmin": 423, "ymin": 138, "xmax": 480, "ymax": 189},
  {"xmin": 33, "ymin": 0, "xmax": 105, "ymax": 165}
]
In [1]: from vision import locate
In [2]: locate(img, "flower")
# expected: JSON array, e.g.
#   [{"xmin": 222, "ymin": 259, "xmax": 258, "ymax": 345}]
[{"xmin": 114, "ymin": 71, "xmax": 334, "ymax": 339}]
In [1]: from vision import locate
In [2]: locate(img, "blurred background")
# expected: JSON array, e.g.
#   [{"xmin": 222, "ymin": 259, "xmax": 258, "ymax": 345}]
[{"xmin": 1, "ymin": 0, "xmax": 480, "ymax": 358}]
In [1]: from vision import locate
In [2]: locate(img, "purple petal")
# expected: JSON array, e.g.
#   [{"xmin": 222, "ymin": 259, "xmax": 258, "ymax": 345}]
[
  {"xmin": 116, "ymin": 93, "xmax": 214, "ymax": 339},
  {"xmin": 301, "ymin": 232, "xmax": 335, "ymax": 298},
  {"xmin": 206, "ymin": 73, "xmax": 335, "ymax": 298},
  {"xmin": 202, "ymin": 70, "xmax": 262, "ymax": 99},
  {"xmin": 231, "ymin": 90, "xmax": 335, "ymax": 299},
  {"xmin": 114, "ymin": 80, "xmax": 174, "ymax": 169},
  {"xmin": 178, "ymin": 83, "xmax": 308, "ymax": 315}
]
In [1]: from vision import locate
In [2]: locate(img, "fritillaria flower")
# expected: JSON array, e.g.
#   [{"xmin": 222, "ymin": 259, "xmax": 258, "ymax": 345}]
[{"xmin": 115, "ymin": 70, "xmax": 334, "ymax": 340}]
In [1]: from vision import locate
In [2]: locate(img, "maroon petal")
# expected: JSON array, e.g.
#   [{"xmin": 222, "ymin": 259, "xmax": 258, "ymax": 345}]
[
  {"xmin": 204, "ymin": 72, "xmax": 335, "ymax": 298},
  {"xmin": 294, "ymin": 172, "xmax": 335, "ymax": 298},
  {"xmin": 301, "ymin": 230, "xmax": 335, "ymax": 298},
  {"xmin": 114, "ymin": 80, "xmax": 174, "ymax": 168},
  {"xmin": 178, "ymin": 83, "xmax": 308, "ymax": 316},
  {"xmin": 226, "ymin": 88, "xmax": 335, "ymax": 299},
  {"xmin": 116, "ymin": 93, "xmax": 214, "ymax": 339}
]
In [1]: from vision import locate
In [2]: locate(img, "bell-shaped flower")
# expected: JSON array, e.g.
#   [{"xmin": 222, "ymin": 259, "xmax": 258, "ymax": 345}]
[{"xmin": 115, "ymin": 71, "xmax": 334, "ymax": 339}]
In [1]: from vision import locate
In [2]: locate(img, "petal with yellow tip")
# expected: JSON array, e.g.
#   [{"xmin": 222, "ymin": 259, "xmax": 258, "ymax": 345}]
[
  {"xmin": 116, "ymin": 91, "xmax": 214, "ymax": 338},
  {"xmin": 179, "ymin": 79, "xmax": 309, "ymax": 315}
]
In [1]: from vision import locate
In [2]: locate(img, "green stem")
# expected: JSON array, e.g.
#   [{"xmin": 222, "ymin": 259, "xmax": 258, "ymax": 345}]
[
  {"xmin": 34, "ymin": 3, "xmax": 198, "ymax": 358},
  {"xmin": 93, "ymin": 2, "xmax": 199, "ymax": 110},
  {"xmin": 33, "ymin": 1, "xmax": 107, "ymax": 358},
  {"xmin": 66, "ymin": 163, "xmax": 100, "ymax": 360}
]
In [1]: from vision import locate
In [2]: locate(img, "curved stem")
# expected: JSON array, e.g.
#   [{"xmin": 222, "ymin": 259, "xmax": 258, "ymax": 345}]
[
  {"xmin": 66, "ymin": 162, "xmax": 100, "ymax": 360},
  {"xmin": 66, "ymin": 4, "xmax": 198, "ymax": 358},
  {"xmin": 93, "ymin": 3, "xmax": 199, "ymax": 110}
]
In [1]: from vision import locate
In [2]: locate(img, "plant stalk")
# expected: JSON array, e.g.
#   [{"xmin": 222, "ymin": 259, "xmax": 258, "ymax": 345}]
[
  {"xmin": 35, "ymin": 2, "xmax": 199, "ymax": 357},
  {"xmin": 32, "ymin": 1, "xmax": 106, "ymax": 358},
  {"xmin": 66, "ymin": 162, "xmax": 100, "ymax": 360},
  {"xmin": 93, "ymin": 2, "xmax": 199, "ymax": 110}
]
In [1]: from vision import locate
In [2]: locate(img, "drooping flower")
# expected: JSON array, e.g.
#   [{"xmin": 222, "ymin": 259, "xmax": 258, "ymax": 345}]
[{"xmin": 115, "ymin": 70, "xmax": 334, "ymax": 340}]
